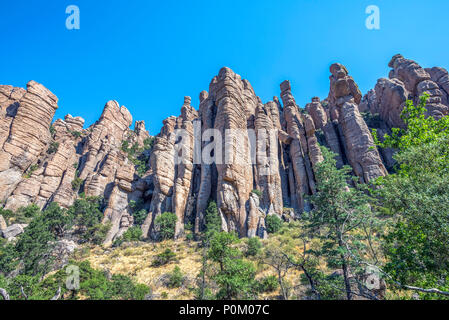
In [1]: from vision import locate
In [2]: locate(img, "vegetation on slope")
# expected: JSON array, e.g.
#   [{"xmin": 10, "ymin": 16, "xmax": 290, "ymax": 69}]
[{"xmin": 1, "ymin": 95, "xmax": 449, "ymax": 300}]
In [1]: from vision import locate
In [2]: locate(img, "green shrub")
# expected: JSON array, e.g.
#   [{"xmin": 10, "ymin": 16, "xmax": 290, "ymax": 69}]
[
  {"xmin": 251, "ymin": 189, "xmax": 262, "ymax": 197},
  {"xmin": 71, "ymin": 177, "xmax": 83, "ymax": 192},
  {"xmin": 204, "ymin": 200, "xmax": 221, "ymax": 240},
  {"xmin": 132, "ymin": 209, "xmax": 147, "ymax": 226},
  {"xmin": 87, "ymin": 223, "xmax": 111, "ymax": 245},
  {"xmin": 28, "ymin": 261, "xmax": 151, "ymax": 300},
  {"xmin": 47, "ymin": 141, "xmax": 59, "ymax": 154},
  {"xmin": 265, "ymin": 215, "xmax": 282, "ymax": 234},
  {"xmin": 71, "ymin": 131, "xmax": 82, "ymax": 138},
  {"xmin": 14, "ymin": 204, "xmax": 40, "ymax": 224},
  {"xmin": 113, "ymin": 226, "xmax": 143, "ymax": 247},
  {"xmin": 246, "ymin": 237, "xmax": 262, "ymax": 257},
  {"xmin": 49, "ymin": 125, "xmax": 56, "ymax": 138},
  {"xmin": 129, "ymin": 200, "xmax": 147, "ymax": 226},
  {"xmin": 144, "ymin": 137, "xmax": 154, "ymax": 150},
  {"xmin": 152, "ymin": 249, "xmax": 177, "ymax": 267},
  {"xmin": 121, "ymin": 139, "xmax": 150, "ymax": 177},
  {"xmin": 23, "ymin": 164, "xmax": 38, "ymax": 179},
  {"xmin": 121, "ymin": 140, "xmax": 130, "ymax": 153},
  {"xmin": 257, "ymin": 275, "xmax": 279, "ymax": 293},
  {"xmin": 155, "ymin": 212, "xmax": 177, "ymax": 241},
  {"xmin": 167, "ymin": 266, "xmax": 184, "ymax": 288}
]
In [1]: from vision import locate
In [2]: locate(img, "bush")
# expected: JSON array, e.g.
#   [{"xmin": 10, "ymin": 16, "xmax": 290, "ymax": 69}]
[
  {"xmin": 154, "ymin": 212, "xmax": 177, "ymax": 241},
  {"xmin": 87, "ymin": 223, "xmax": 111, "ymax": 245},
  {"xmin": 257, "ymin": 275, "xmax": 279, "ymax": 293},
  {"xmin": 152, "ymin": 249, "xmax": 177, "ymax": 267},
  {"xmin": 121, "ymin": 140, "xmax": 130, "ymax": 153},
  {"xmin": 23, "ymin": 164, "xmax": 38, "ymax": 179},
  {"xmin": 121, "ymin": 139, "xmax": 150, "ymax": 177},
  {"xmin": 167, "ymin": 266, "xmax": 184, "ymax": 288},
  {"xmin": 11, "ymin": 204, "xmax": 40, "ymax": 224},
  {"xmin": 71, "ymin": 131, "xmax": 82, "ymax": 138},
  {"xmin": 113, "ymin": 226, "xmax": 142, "ymax": 247},
  {"xmin": 30, "ymin": 261, "xmax": 151, "ymax": 300},
  {"xmin": 251, "ymin": 189, "xmax": 262, "ymax": 197},
  {"xmin": 49, "ymin": 125, "xmax": 56, "ymax": 138},
  {"xmin": 123, "ymin": 226, "xmax": 143, "ymax": 242},
  {"xmin": 204, "ymin": 200, "xmax": 221, "ymax": 239},
  {"xmin": 132, "ymin": 209, "xmax": 147, "ymax": 226},
  {"xmin": 47, "ymin": 141, "xmax": 59, "ymax": 154},
  {"xmin": 71, "ymin": 177, "xmax": 83, "ymax": 192},
  {"xmin": 265, "ymin": 215, "xmax": 282, "ymax": 234},
  {"xmin": 246, "ymin": 237, "xmax": 262, "ymax": 257}
]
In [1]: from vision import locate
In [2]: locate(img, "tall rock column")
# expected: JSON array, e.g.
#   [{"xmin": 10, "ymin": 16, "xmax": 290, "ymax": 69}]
[
  {"xmin": 306, "ymin": 97, "xmax": 344, "ymax": 168},
  {"xmin": 173, "ymin": 97, "xmax": 199, "ymax": 238},
  {"xmin": 0, "ymin": 81, "xmax": 58, "ymax": 201},
  {"xmin": 141, "ymin": 116, "xmax": 177, "ymax": 239},
  {"xmin": 328, "ymin": 63, "xmax": 387, "ymax": 183},
  {"xmin": 212, "ymin": 67, "xmax": 257, "ymax": 237},
  {"xmin": 280, "ymin": 81, "xmax": 320, "ymax": 212}
]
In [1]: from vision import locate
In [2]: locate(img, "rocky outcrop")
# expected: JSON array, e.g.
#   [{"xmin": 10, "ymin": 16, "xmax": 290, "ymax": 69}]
[
  {"xmin": 0, "ymin": 81, "xmax": 58, "ymax": 202},
  {"xmin": 2, "ymin": 55, "xmax": 447, "ymax": 242},
  {"xmin": 0, "ymin": 81, "xmax": 151, "ymax": 244},
  {"xmin": 281, "ymin": 81, "xmax": 321, "ymax": 212},
  {"xmin": 327, "ymin": 63, "xmax": 387, "ymax": 183},
  {"xmin": 0, "ymin": 224, "xmax": 27, "ymax": 240},
  {"xmin": 306, "ymin": 97, "xmax": 343, "ymax": 168},
  {"xmin": 362, "ymin": 54, "xmax": 449, "ymax": 129},
  {"xmin": 141, "ymin": 116, "xmax": 177, "ymax": 240}
]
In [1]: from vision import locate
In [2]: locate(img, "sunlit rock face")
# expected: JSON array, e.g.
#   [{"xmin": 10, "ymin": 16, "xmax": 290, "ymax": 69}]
[{"xmin": 1, "ymin": 55, "xmax": 446, "ymax": 241}]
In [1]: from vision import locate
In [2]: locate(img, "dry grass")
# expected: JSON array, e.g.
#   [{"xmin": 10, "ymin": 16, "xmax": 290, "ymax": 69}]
[
  {"xmin": 76, "ymin": 240, "xmax": 202, "ymax": 300},
  {"xmin": 73, "ymin": 237, "xmax": 312, "ymax": 300}
]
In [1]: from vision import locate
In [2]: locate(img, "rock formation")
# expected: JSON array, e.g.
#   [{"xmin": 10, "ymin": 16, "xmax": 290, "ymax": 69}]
[
  {"xmin": 360, "ymin": 54, "xmax": 449, "ymax": 129},
  {"xmin": 1, "ymin": 54, "xmax": 446, "ymax": 242},
  {"xmin": 0, "ymin": 82, "xmax": 150, "ymax": 245}
]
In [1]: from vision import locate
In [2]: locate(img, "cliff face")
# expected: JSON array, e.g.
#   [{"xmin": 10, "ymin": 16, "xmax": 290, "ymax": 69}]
[{"xmin": 1, "ymin": 54, "xmax": 447, "ymax": 243}]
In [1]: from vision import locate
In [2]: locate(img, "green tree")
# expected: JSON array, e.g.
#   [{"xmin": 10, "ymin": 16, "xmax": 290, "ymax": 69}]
[
  {"xmin": 154, "ymin": 212, "xmax": 177, "ymax": 241},
  {"xmin": 0, "ymin": 243, "xmax": 19, "ymax": 276},
  {"xmin": 194, "ymin": 200, "xmax": 222, "ymax": 300},
  {"xmin": 265, "ymin": 215, "xmax": 282, "ymax": 234},
  {"xmin": 373, "ymin": 94, "xmax": 449, "ymax": 299},
  {"xmin": 67, "ymin": 197, "xmax": 105, "ymax": 243},
  {"xmin": 306, "ymin": 147, "xmax": 376, "ymax": 300},
  {"xmin": 208, "ymin": 232, "xmax": 257, "ymax": 300},
  {"xmin": 113, "ymin": 226, "xmax": 143, "ymax": 247},
  {"xmin": 203, "ymin": 200, "xmax": 222, "ymax": 240},
  {"xmin": 257, "ymin": 275, "xmax": 279, "ymax": 293},
  {"xmin": 167, "ymin": 266, "xmax": 184, "ymax": 288},
  {"xmin": 245, "ymin": 237, "xmax": 262, "ymax": 257}
]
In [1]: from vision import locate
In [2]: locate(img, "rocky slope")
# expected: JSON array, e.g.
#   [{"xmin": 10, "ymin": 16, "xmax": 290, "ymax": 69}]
[{"xmin": 1, "ymin": 54, "xmax": 447, "ymax": 244}]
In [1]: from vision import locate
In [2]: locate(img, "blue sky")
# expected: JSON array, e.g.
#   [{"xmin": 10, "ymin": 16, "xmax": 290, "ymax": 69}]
[{"xmin": 1, "ymin": 0, "xmax": 448, "ymax": 134}]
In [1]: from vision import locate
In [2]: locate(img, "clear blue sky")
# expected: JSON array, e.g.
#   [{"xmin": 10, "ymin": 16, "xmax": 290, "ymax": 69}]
[{"xmin": 1, "ymin": 0, "xmax": 448, "ymax": 134}]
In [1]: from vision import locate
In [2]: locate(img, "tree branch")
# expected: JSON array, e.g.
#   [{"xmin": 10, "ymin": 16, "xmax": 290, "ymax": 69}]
[
  {"xmin": 50, "ymin": 287, "xmax": 61, "ymax": 301},
  {"xmin": 0, "ymin": 288, "xmax": 10, "ymax": 300},
  {"xmin": 343, "ymin": 240, "xmax": 449, "ymax": 297},
  {"xmin": 20, "ymin": 286, "xmax": 28, "ymax": 300}
]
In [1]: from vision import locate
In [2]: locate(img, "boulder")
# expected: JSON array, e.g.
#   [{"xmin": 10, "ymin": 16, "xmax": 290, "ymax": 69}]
[{"xmin": 1, "ymin": 224, "xmax": 26, "ymax": 239}]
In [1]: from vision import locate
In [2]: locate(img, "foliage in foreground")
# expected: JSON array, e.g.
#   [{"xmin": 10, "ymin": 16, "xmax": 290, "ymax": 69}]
[
  {"xmin": 373, "ymin": 94, "xmax": 449, "ymax": 299},
  {"xmin": 0, "ymin": 261, "xmax": 149, "ymax": 300}
]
